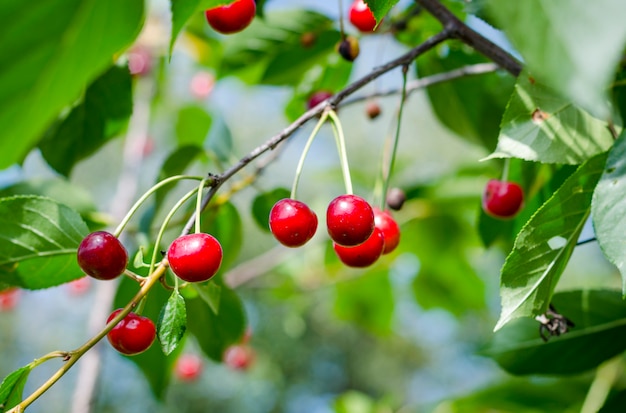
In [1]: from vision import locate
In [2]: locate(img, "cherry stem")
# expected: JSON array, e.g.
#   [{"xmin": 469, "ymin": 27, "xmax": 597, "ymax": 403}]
[
  {"xmin": 380, "ymin": 65, "xmax": 409, "ymax": 210},
  {"xmin": 338, "ymin": 0, "xmax": 346, "ymax": 38},
  {"xmin": 113, "ymin": 174, "xmax": 205, "ymax": 238},
  {"xmin": 195, "ymin": 178, "xmax": 208, "ymax": 234},
  {"xmin": 291, "ymin": 110, "xmax": 330, "ymax": 199},
  {"xmin": 500, "ymin": 158, "xmax": 511, "ymax": 182},
  {"xmin": 327, "ymin": 110, "xmax": 354, "ymax": 195}
]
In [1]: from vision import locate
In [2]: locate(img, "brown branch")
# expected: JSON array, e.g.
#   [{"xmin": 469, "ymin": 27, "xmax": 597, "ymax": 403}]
[{"xmin": 415, "ymin": 0, "xmax": 522, "ymax": 76}]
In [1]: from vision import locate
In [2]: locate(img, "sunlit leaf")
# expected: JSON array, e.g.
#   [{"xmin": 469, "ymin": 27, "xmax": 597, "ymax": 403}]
[
  {"xmin": 495, "ymin": 153, "xmax": 608, "ymax": 330},
  {"xmin": 0, "ymin": 366, "xmax": 31, "ymax": 412},
  {"xmin": 158, "ymin": 290, "xmax": 187, "ymax": 355},
  {"xmin": 0, "ymin": 0, "xmax": 144, "ymax": 168},
  {"xmin": 487, "ymin": 290, "xmax": 626, "ymax": 375},
  {"xmin": 486, "ymin": 74, "xmax": 614, "ymax": 164}
]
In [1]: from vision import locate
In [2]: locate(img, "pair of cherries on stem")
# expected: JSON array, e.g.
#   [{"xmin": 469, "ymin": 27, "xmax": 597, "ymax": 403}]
[{"xmin": 269, "ymin": 194, "xmax": 400, "ymax": 268}]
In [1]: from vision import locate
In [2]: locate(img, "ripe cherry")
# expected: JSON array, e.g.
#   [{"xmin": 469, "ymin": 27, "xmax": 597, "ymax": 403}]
[
  {"xmin": 77, "ymin": 231, "xmax": 128, "ymax": 281},
  {"xmin": 106, "ymin": 309, "xmax": 156, "ymax": 356},
  {"xmin": 190, "ymin": 71, "xmax": 215, "ymax": 99},
  {"xmin": 334, "ymin": 227, "xmax": 384, "ymax": 267},
  {"xmin": 223, "ymin": 344, "xmax": 255, "ymax": 370},
  {"xmin": 373, "ymin": 208, "xmax": 400, "ymax": 254},
  {"xmin": 0, "ymin": 288, "xmax": 20, "ymax": 311},
  {"xmin": 482, "ymin": 179, "xmax": 524, "ymax": 219},
  {"xmin": 205, "ymin": 0, "xmax": 256, "ymax": 34},
  {"xmin": 269, "ymin": 199, "xmax": 318, "ymax": 247},
  {"xmin": 127, "ymin": 46, "xmax": 152, "ymax": 76},
  {"xmin": 326, "ymin": 194, "xmax": 375, "ymax": 246},
  {"xmin": 349, "ymin": 0, "xmax": 377, "ymax": 32},
  {"xmin": 307, "ymin": 90, "xmax": 333, "ymax": 110},
  {"xmin": 167, "ymin": 233, "xmax": 223, "ymax": 283},
  {"xmin": 175, "ymin": 353, "xmax": 203, "ymax": 381}
]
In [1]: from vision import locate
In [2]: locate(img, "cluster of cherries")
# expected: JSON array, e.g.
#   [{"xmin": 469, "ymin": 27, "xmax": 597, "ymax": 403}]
[
  {"xmin": 76, "ymin": 230, "xmax": 224, "ymax": 356},
  {"xmin": 269, "ymin": 194, "xmax": 400, "ymax": 268}
]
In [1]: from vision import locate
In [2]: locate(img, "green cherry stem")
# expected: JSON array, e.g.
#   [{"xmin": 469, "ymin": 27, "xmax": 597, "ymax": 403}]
[
  {"xmin": 291, "ymin": 110, "xmax": 330, "ymax": 199},
  {"xmin": 380, "ymin": 65, "xmax": 409, "ymax": 210},
  {"xmin": 195, "ymin": 178, "xmax": 208, "ymax": 234},
  {"xmin": 500, "ymin": 158, "xmax": 511, "ymax": 182},
  {"xmin": 327, "ymin": 110, "xmax": 354, "ymax": 195},
  {"xmin": 113, "ymin": 175, "xmax": 205, "ymax": 238}
]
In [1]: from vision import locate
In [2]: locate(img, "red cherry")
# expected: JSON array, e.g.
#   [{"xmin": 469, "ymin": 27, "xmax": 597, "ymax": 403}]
[
  {"xmin": 333, "ymin": 227, "xmax": 384, "ymax": 267},
  {"xmin": 167, "ymin": 233, "xmax": 223, "ymax": 283},
  {"xmin": 223, "ymin": 344, "xmax": 255, "ymax": 370},
  {"xmin": 269, "ymin": 199, "xmax": 318, "ymax": 247},
  {"xmin": 349, "ymin": 0, "xmax": 377, "ymax": 32},
  {"xmin": 106, "ymin": 309, "xmax": 156, "ymax": 356},
  {"xmin": 373, "ymin": 208, "xmax": 400, "ymax": 254},
  {"xmin": 205, "ymin": 0, "xmax": 256, "ymax": 34},
  {"xmin": 77, "ymin": 231, "xmax": 128, "ymax": 281},
  {"xmin": 0, "ymin": 288, "xmax": 20, "ymax": 311},
  {"xmin": 326, "ymin": 194, "xmax": 375, "ymax": 246},
  {"xmin": 190, "ymin": 71, "xmax": 215, "ymax": 99},
  {"xmin": 482, "ymin": 179, "xmax": 524, "ymax": 219},
  {"xmin": 307, "ymin": 91, "xmax": 333, "ymax": 110},
  {"xmin": 175, "ymin": 353, "xmax": 203, "ymax": 381},
  {"xmin": 127, "ymin": 46, "xmax": 152, "ymax": 76}
]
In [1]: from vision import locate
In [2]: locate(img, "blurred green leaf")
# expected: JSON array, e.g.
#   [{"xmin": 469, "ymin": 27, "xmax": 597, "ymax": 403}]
[
  {"xmin": 487, "ymin": 290, "xmax": 626, "ymax": 375},
  {"xmin": 200, "ymin": 201, "xmax": 242, "ymax": 270},
  {"xmin": 487, "ymin": 0, "xmax": 626, "ymax": 118},
  {"xmin": 38, "ymin": 65, "xmax": 133, "ymax": 176},
  {"xmin": 417, "ymin": 45, "xmax": 514, "ymax": 150},
  {"xmin": 0, "ymin": 0, "xmax": 143, "ymax": 169},
  {"xmin": 175, "ymin": 105, "xmax": 212, "ymax": 147},
  {"xmin": 251, "ymin": 188, "xmax": 290, "ymax": 232},
  {"xmin": 334, "ymin": 268, "xmax": 394, "ymax": 335},
  {"xmin": 599, "ymin": 389, "xmax": 626, "ymax": 413},
  {"xmin": 0, "ymin": 365, "xmax": 31, "ymax": 412},
  {"xmin": 186, "ymin": 281, "xmax": 246, "ymax": 361},
  {"xmin": 496, "ymin": 153, "xmax": 607, "ymax": 330},
  {"xmin": 158, "ymin": 290, "xmax": 187, "ymax": 355},
  {"xmin": 487, "ymin": 74, "xmax": 614, "ymax": 164},
  {"xmin": 592, "ymin": 131, "xmax": 626, "ymax": 293},
  {"xmin": 0, "ymin": 196, "xmax": 89, "ymax": 290},
  {"xmin": 154, "ymin": 145, "xmax": 206, "ymax": 208},
  {"xmin": 192, "ymin": 281, "xmax": 221, "ymax": 314},
  {"xmin": 206, "ymin": 115, "xmax": 233, "ymax": 162}
]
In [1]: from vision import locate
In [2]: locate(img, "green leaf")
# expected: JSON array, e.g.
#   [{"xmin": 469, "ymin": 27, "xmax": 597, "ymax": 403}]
[
  {"xmin": 363, "ymin": 0, "xmax": 400, "ymax": 22},
  {"xmin": 113, "ymin": 269, "xmax": 180, "ymax": 399},
  {"xmin": 38, "ymin": 65, "xmax": 133, "ymax": 176},
  {"xmin": 0, "ymin": 366, "xmax": 31, "ymax": 412},
  {"xmin": 200, "ymin": 201, "xmax": 242, "ymax": 270},
  {"xmin": 157, "ymin": 290, "xmax": 187, "ymax": 355},
  {"xmin": 154, "ymin": 145, "xmax": 206, "ymax": 207},
  {"xmin": 192, "ymin": 281, "xmax": 221, "ymax": 314},
  {"xmin": 417, "ymin": 46, "xmax": 514, "ymax": 150},
  {"xmin": 486, "ymin": 290, "xmax": 626, "ymax": 375},
  {"xmin": 206, "ymin": 116, "xmax": 233, "ymax": 162},
  {"xmin": 334, "ymin": 268, "xmax": 394, "ymax": 335},
  {"xmin": 251, "ymin": 188, "xmax": 290, "ymax": 232},
  {"xmin": 0, "ymin": 196, "xmax": 89, "ymax": 290},
  {"xmin": 592, "ymin": 131, "xmax": 626, "ymax": 294},
  {"xmin": 0, "ymin": 0, "xmax": 144, "ymax": 169},
  {"xmin": 486, "ymin": 0, "xmax": 626, "ymax": 118},
  {"xmin": 175, "ymin": 104, "xmax": 212, "ymax": 147},
  {"xmin": 186, "ymin": 281, "xmax": 246, "ymax": 361},
  {"xmin": 495, "ymin": 153, "xmax": 608, "ymax": 331},
  {"xmin": 486, "ymin": 74, "xmax": 615, "ymax": 164}
]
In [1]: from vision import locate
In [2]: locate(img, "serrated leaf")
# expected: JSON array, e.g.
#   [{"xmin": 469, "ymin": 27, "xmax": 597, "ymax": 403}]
[
  {"xmin": 487, "ymin": 74, "xmax": 614, "ymax": 164},
  {"xmin": 186, "ymin": 281, "xmax": 246, "ymax": 361},
  {"xmin": 363, "ymin": 0, "xmax": 400, "ymax": 22},
  {"xmin": 592, "ymin": 131, "xmax": 626, "ymax": 294},
  {"xmin": 0, "ymin": 0, "xmax": 144, "ymax": 168},
  {"xmin": 487, "ymin": 0, "xmax": 626, "ymax": 118},
  {"xmin": 495, "ymin": 153, "xmax": 608, "ymax": 330},
  {"xmin": 0, "ymin": 196, "xmax": 89, "ymax": 290},
  {"xmin": 486, "ymin": 290, "xmax": 626, "ymax": 375},
  {"xmin": 158, "ymin": 290, "xmax": 187, "ymax": 355},
  {"xmin": 251, "ymin": 188, "xmax": 290, "ymax": 232},
  {"xmin": 175, "ymin": 105, "xmax": 212, "ymax": 147},
  {"xmin": 192, "ymin": 281, "xmax": 221, "ymax": 314},
  {"xmin": 0, "ymin": 366, "xmax": 31, "ymax": 412}
]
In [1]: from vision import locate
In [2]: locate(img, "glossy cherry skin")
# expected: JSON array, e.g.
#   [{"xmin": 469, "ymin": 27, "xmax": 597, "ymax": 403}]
[
  {"xmin": 327, "ymin": 194, "xmax": 375, "ymax": 246},
  {"xmin": 167, "ymin": 233, "xmax": 223, "ymax": 283},
  {"xmin": 307, "ymin": 90, "xmax": 333, "ymax": 110},
  {"xmin": 349, "ymin": 0, "xmax": 377, "ymax": 32},
  {"xmin": 77, "ymin": 231, "xmax": 128, "ymax": 280},
  {"xmin": 106, "ymin": 309, "xmax": 156, "ymax": 356},
  {"xmin": 175, "ymin": 353, "xmax": 203, "ymax": 381},
  {"xmin": 205, "ymin": 0, "xmax": 256, "ymax": 34},
  {"xmin": 223, "ymin": 344, "xmax": 255, "ymax": 370},
  {"xmin": 334, "ymin": 227, "xmax": 384, "ymax": 267},
  {"xmin": 373, "ymin": 208, "xmax": 400, "ymax": 254},
  {"xmin": 482, "ymin": 179, "xmax": 524, "ymax": 219},
  {"xmin": 269, "ymin": 199, "xmax": 318, "ymax": 247}
]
